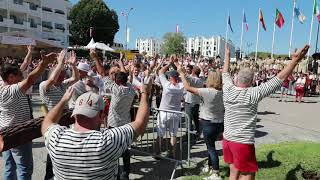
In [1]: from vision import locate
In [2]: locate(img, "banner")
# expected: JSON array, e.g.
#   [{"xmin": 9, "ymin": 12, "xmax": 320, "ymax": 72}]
[{"xmin": 0, "ymin": 36, "xmax": 36, "ymax": 46}]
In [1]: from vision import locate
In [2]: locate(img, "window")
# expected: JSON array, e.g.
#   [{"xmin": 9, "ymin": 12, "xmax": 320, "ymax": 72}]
[
  {"xmin": 13, "ymin": 0, "xmax": 23, "ymax": 5},
  {"xmin": 55, "ymin": 23, "xmax": 65, "ymax": 31},
  {"xmin": 42, "ymin": 7, "xmax": 53, "ymax": 12},
  {"xmin": 55, "ymin": 9, "xmax": 65, "ymax": 15},
  {"xmin": 42, "ymin": 21, "xmax": 53, "ymax": 29}
]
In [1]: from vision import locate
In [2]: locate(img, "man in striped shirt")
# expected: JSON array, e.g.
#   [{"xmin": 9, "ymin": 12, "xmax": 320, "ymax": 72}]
[
  {"xmin": 222, "ymin": 45, "xmax": 309, "ymax": 180},
  {"xmin": 39, "ymin": 50, "xmax": 79, "ymax": 180},
  {"xmin": 41, "ymin": 79, "xmax": 152, "ymax": 180},
  {"xmin": 91, "ymin": 50, "xmax": 136, "ymax": 179},
  {"xmin": 0, "ymin": 52, "xmax": 55, "ymax": 180}
]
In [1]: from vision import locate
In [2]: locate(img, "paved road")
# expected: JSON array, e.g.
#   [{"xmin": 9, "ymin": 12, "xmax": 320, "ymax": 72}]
[{"xmin": 0, "ymin": 94, "xmax": 319, "ymax": 180}]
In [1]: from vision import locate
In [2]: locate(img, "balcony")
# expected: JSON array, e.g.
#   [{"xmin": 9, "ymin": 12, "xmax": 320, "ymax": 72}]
[
  {"xmin": 0, "ymin": 0, "xmax": 7, "ymax": 9},
  {"xmin": 10, "ymin": 0, "xmax": 29, "ymax": 13},
  {"xmin": 29, "ymin": 3, "xmax": 41, "ymax": 17},
  {"xmin": 0, "ymin": 18, "xmax": 10, "ymax": 27}
]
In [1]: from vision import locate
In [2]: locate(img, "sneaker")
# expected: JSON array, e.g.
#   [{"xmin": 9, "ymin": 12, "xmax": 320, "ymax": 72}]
[
  {"xmin": 201, "ymin": 166, "xmax": 212, "ymax": 174},
  {"xmin": 203, "ymin": 172, "xmax": 222, "ymax": 180}
]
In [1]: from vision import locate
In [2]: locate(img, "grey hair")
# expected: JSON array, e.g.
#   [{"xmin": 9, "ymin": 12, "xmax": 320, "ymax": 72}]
[{"xmin": 237, "ymin": 68, "xmax": 254, "ymax": 86}]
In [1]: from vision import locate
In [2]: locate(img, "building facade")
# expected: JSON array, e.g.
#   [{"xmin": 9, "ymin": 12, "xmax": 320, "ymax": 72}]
[
  {"xmin": 135, "ymin": 38, "xmax": 162, "ymax": 57},
  {"xmin": 0, "ymin": 0, "xmax": 72, "ymax": 47},
  {"xmin": 186, "ymin": 36, "xmax": 236, "ymax": 60}
]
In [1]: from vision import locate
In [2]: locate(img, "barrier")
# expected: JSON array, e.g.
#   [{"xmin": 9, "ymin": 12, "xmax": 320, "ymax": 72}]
[{"xmin": 130, "ymin": 105, "xmax": 191, "ymax": 180}]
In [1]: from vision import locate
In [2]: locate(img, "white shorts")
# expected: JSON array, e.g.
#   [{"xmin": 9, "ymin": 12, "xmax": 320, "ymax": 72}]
[{"xmin": 157, "ymin": 111, "xmax": 181, "ymax": 137}]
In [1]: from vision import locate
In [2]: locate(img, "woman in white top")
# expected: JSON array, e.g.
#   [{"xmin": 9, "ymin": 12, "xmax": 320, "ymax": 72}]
[
  {"xmin": 178, "ymin": 67, "xmax": 224, "ymax": 180},
  {"xmin": 295, "ymin": 73, "xmax": 306, "ymax": 103}
]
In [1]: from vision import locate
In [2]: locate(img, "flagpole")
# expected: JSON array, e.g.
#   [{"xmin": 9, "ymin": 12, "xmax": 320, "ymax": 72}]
[
  {"xmin": 255, "ymin": 8, "xmax": 260, "ymax": 61},
  {"xmin": 225, "ymin": 12, "xmax": 229, "ymax": 45},
  {"xmin": 271, "ymin": 20, "xmax": 276, "ymax": 59},
  {"xmin": 289, "ymin": 0, "xmax": 296, "ymax": 57},
  {"xmin": 308, "ymin": 0, "xmax": 315, "ymax": 61},
  {"xmin": 240, "ymin": 9, "xmax": 245, "ymax": 59}
]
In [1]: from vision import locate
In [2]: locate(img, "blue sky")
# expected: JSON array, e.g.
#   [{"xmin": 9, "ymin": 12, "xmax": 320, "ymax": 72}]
[{"xmin": 70, "ymin": 0, "xmax": 319, "ymax": 55}]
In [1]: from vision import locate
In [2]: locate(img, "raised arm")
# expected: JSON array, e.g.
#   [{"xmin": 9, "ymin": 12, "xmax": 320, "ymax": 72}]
[
  {"xmin": 64, "ymin": 51, "xmax": 80, "ymax": 85},
  {"xmin": 277, "ymin": 45, "xmax": 309, "ymax": 81},
  {"xmin": 20, "ymin": 45, "xmax": 33, "ymax": 71},
  {"xmin": 177, "ymin": 65, "xmax": 200, "ymax": 95},
  {"xmin": 130, "ymin": 77, "xmax": 152, "ymax": 136},
  {"xmin": 222, "ymin": 44, "xmax": 230, "ymax": 73},
  {"xmin": 118, "ymin": 52, "xmax": 127, "ymax": 73},
  {"xmin": 42, "ymin": 50, "xmax": 66, "ymax": 91},
  {"xmin": 90, "ymin": 49, "xmax": 106, "ymax": 76},
  {"xmin": 41, "ymin": 87, "xmax": 74, "ymax": 135},
  {"xmin": 19, "ymin": 52, "xmax": 56, "ymax": 93}
]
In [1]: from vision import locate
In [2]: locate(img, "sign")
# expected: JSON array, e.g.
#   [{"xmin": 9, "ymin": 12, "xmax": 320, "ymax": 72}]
[{"xmin": 0, "ymin": 36, "xmax": 36, "ymax": 46}]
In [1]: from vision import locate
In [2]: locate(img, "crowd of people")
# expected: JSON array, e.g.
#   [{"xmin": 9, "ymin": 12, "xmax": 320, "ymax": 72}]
[{"xmin": 0, "ymin": 43, "xmax": 314, "ymax": 180}]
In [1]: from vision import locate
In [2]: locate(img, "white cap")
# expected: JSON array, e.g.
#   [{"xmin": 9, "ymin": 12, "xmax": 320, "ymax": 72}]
[
  {"xmin": 77, "ymin": 62, "xmax": 90, "ymax": 72},
  {"xmin": 71, "ymin": 92, "xmax": 105, "ymax": 118}
]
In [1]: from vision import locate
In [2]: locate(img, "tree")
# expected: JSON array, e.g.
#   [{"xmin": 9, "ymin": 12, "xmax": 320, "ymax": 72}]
[
  {"xmin": 162, "ymin": 32, "xmax": 186, "ymax": 55},
  {"xmin": 69, "ymin": 0, "xmax": 119, "ymax": 46}
]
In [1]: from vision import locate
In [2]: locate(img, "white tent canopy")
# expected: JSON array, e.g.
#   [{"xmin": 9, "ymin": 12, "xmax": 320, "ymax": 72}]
[{"xmin": 84, "ymin": 38, "xmax": 115, "ymax": 52}]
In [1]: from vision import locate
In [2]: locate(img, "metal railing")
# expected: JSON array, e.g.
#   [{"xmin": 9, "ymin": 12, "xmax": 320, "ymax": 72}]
[{"xmin": 130, "ymin": 105, "xmax": 191, "ymax": 180}]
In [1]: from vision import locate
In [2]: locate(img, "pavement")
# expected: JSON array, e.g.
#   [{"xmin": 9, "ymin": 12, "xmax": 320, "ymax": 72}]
[{"xmin": 0, "ymin": 93, "xmax": 319, "ymax": 180}]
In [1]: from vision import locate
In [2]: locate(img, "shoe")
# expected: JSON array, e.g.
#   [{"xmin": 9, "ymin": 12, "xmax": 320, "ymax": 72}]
[
  {"xmin": 278, "ymin": 99, "xmax": 282, "ymax": 102},
  {"xmin": 203, "ymin": 172, "xmax": 222, "ymax": 180},
  {"xmin": 201, "ymin": 166, "xmax": 212, "ymax": 174}
]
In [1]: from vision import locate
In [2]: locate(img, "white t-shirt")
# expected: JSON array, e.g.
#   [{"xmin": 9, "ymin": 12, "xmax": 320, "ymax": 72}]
[
  {"xmin": 185, "ymin": 76, "xmax": 204, "ymax": 104},
  {"xmin": 159, "ymin": 74, "xmax": 184, "ymax": 111},
  {"xmin": 198, "ymin": 88, "xmax": 224, "ymax": 123}
]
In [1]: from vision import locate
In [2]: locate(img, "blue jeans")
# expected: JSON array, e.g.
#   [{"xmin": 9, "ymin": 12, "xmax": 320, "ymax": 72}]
[
  {"xmin": 185, "ymin": 103, "xmax": 200, "ymax": 133},
  {"xmin": 200, "ymin": 120, "xmax": 223, "ymax": 171},
  {"xmin": 2, "ymin": 142, "xmax": 33, "ymax": 180}
]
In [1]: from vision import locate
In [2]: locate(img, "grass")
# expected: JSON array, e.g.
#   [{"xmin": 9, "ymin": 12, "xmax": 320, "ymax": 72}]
[{"xmin": 183, "ymin": 141, "xmax": 320, "ymax": 180}]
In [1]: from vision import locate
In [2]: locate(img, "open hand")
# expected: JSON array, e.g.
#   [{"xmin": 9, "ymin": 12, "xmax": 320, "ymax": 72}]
[
  {"xmin": 62, "ymin": 86, "xmax": 74, "ymax": 102},
  {"xmin": 57, "ymin": 49, "xmax": 67, "ymax": 65},
  {"xmin": 291, "ymin": 45, "xmax": 309, "ymax": 63},
  {"xmin": 140, "ymin": 76, "xmax": 153, "ymax": 95},
  {"xmin": 68, "ymin": 51, "xmax": 77, "ymax": 66},
  {"xmin": 90, "ymin": 49, "xmax": 98, "ymax": 60},
  {"xmin": 27, "ymin": 45, "xmax": 33, "ymax": 53}
]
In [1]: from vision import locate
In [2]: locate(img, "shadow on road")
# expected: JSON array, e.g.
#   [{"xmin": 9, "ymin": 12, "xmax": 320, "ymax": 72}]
[
  {"xmin": 257, "ymin": 111, "xmax": 279, "ymax": 115},
  {"xmin": 255, "ymin": 130, "xmax": 268, "ymax": 138}
]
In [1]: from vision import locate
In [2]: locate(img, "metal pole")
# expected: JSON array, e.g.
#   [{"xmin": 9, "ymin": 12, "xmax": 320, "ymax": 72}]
[
  {"xmin": 125, "ymin": 15, "xmax": 128, "ymax": 50},
  {"xmin": 240, "ymin": 9, "xmax": 245, "ymax": 59},
  {"xmin": 315, "ymin": 22, "xmax": 320, "ymax": 53},
  {"xmin": 271, "ymin": 21, "xmax": 276, "ymax": 59},
  {"xmin": 289, "ymin": 0, "xmax": 296, "ymax": 57},
  {"xmin": 255, "ymin": 8, "xmax": 261, "ymax": 61},
  {"xmin": 308, "ymin": 0, "xmax": 315, "ymax": 60}
]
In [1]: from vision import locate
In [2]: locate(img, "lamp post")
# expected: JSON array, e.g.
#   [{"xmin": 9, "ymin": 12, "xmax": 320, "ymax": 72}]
[{"xmin": 121, "ymin": 7, "xmax": 134, "ymax": 50}]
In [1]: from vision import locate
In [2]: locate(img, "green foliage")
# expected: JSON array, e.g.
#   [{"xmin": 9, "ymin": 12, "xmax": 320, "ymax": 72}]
[
  {"xmin": 69, "ymin": 0, "xmax": 119, "ymax": 46},
  {"xmin": 162, "ymin": 32, "xmax": 186, "ymax": 55},
  {"xmin": 184, "ymin": 142, "xmax": 320, "ymax": 180},
  {"xmin": 248, "ymin": 52, "xmax": 289, "ymax": 59}
]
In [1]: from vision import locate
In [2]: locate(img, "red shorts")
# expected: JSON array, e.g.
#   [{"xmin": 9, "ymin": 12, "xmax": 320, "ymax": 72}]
[{"xmin": 223, "ymin": 139, "xmax": 258, "ymax": 173}]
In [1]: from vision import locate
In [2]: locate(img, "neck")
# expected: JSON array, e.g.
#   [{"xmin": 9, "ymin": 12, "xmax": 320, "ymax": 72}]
[{"xmin": 73, "ymin": 122, "xmax": 97, "ymax": 132}]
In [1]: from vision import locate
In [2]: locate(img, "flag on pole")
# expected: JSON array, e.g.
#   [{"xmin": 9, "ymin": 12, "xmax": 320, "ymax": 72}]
[
  {"xmin": 294, "ymin": 7, "xmax": 306, "ymax": 24},
  {"xmin": 275, "ymin": 9, "xmax": 285, "ymax": 28},
  {"xmin": 313, "ymin": 0, "xmax": 320, "ymax": 22},
  {"xmin": 243, "ymin": 12, "xmax": 248, "ymax": 31},
  {"xmin": 228, "ymin": 15, "xmax": 234, "ymax": 33},
  {"xmin": 259, "ymin": 9, "xmax": 267, "ymax": 31},
  {"xmin": 176, "ymin": 24, "xmax": 179, "ymax": 33}
]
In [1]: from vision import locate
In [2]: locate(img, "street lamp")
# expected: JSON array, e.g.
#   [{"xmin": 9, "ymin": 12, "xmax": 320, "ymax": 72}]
[{"xmin": 121, "ymin": 7, "xmax": 134, "ymax": 50}]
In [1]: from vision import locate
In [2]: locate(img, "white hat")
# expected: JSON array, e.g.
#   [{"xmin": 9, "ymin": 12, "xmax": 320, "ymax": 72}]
[
  {"xmin": 71, "ymin": 92, "xmax": 104, "ymax": 118},
  {"xmin": 77, "ymin": 62, "xmax": 90, "ymax": 72}
]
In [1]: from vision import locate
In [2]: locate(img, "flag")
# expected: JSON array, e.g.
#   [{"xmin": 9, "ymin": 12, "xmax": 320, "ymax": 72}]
[
  {"xmin": 313, "ymin": 0, "xmax": 320, "ymax": 22},
  {"xmin": 275, "ymin": 9, "xmax": 285, "ymax": 28},
  {"xmin": 228, "ymin": 15, "xmax": 234, "ymax": 33},
  {"xmin": 294, "ymin": 7, "xmax": 306, "ymax": 24},
  {"xmin": 243, "ymin": 12, "xmax": 248, "ymax": 31},
  {"xmin": 259, "ymin": 9, "xmax": 267, "ymax": 31},
  {"xmin": 176, "ymin": 24, "xmax": 179, "ymax": 33}
]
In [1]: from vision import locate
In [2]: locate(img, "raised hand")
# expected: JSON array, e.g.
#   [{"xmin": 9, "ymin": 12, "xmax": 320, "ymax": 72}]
[
  {"xmin": 27, "ymin": 45, "xmax": 33, "ymax": 53},
  {"xmin": 291, "ymin": 45, "xmax": 309, "ymax": 63},
  {"xmin": 90, "ymin": 49, "xmax": 98, "ymax": 60},
  {"xmin": 177, "ymin": 64, "xmax": 185, "ymax": 75},
  {"xmin": 57, "ymin": 49, "xmax": 67, "ymax": 65},
  {"xmin": 140, "ymin": 76, "xmax": 153, "ymax": 95},
  {"xmin": 41, "ymin": 52, "xmax": 57, "ymax": 65},
  {"xmin": 225, "ymin": 43, "xmax": 230, "ymax": 61},
  {"xmin": 68, "ymin": 51, "xmax": 77, "ymax": 66},
  {"xmin": 62, "ymin": 86, "xmax": 74, "ymax": 102}
]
